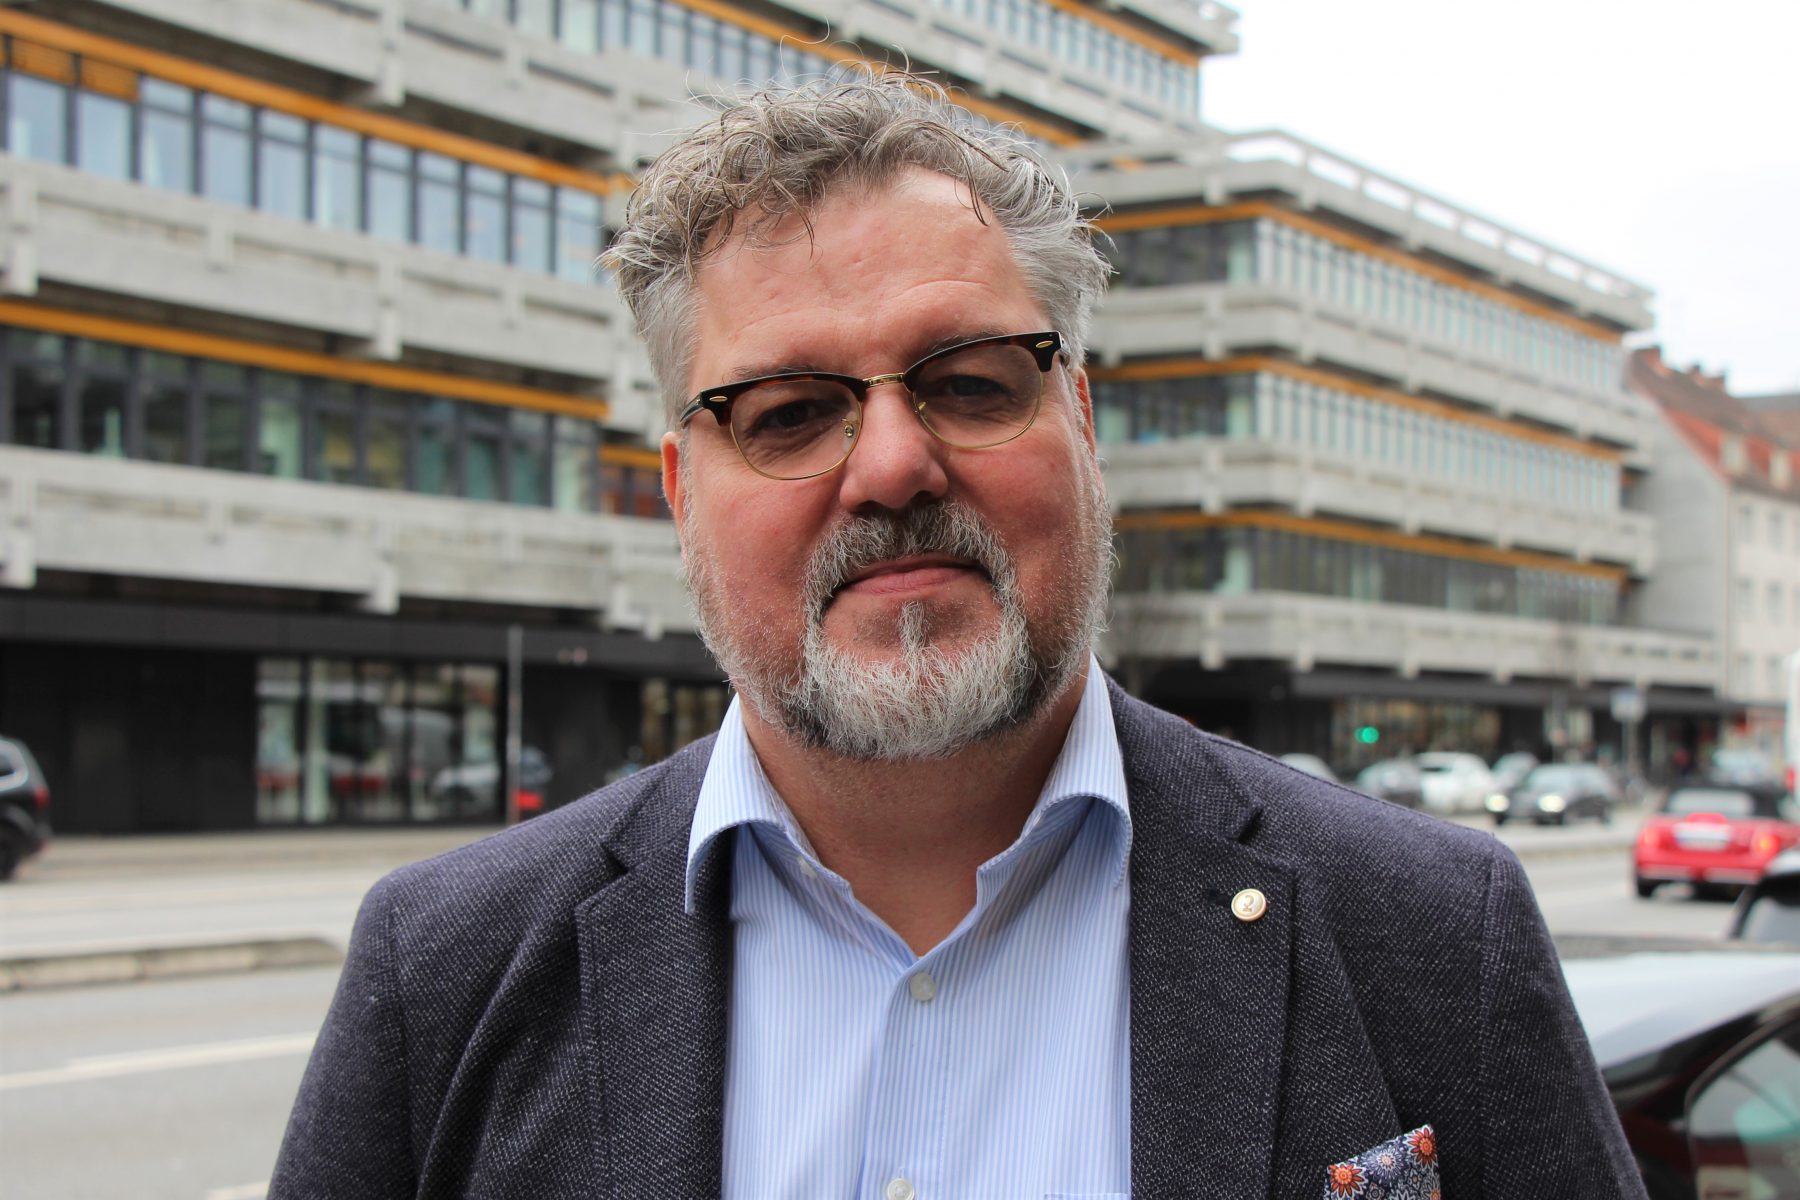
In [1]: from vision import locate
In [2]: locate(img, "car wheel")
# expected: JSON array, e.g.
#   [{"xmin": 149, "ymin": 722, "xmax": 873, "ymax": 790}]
[
  {"xmin": 0, "ymin": 838, "xmax": 18, "ymax": 882},
  {"xmin": 1598, "ymin": 805, "xmax": 1612, "ymax": 826},
  {"xmin": 1634, "ymin": 877, "xmax": 1657, "ymax": 899}
]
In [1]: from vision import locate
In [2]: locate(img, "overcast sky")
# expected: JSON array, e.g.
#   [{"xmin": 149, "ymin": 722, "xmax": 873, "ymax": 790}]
[{"xmin": 1200, "ymin": 0, "xmax": 1799, "ymax": 395}]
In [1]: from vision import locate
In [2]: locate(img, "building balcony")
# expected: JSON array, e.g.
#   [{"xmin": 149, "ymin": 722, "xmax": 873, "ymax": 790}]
[
  {"xmin": 1062, "ymin": 130, "xmax": 1654, "ymax": 332},
  {"xmin": 1102, "ymin": 438, "xmax": 1657, "ymax": 575},
  {"xmin": 1104, "ymin": 590, "xmax": 1720, "ymax": 691},
  {"xmin": 1091, "ymin": 281, "xmax": 1656, "ymax": 464},
  {"xmin": 0, "ymin": 158, "xmax": 661, "ymax": 437},
  {"xmin": 0, "ymin": 446, "xmax": 690, "ymax": 633}
]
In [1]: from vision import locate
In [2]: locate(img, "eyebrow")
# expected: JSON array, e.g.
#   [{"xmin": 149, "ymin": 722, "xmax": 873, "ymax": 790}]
[{"xmin": 721, "ymin": 328, "xmax": 1014, "ymax": 386}]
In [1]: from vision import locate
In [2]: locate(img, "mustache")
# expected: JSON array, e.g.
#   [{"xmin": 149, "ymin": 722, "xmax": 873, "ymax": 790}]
[{"xmin": 802, "ymin": 502, "xmax": 1014, "ymax": 621}]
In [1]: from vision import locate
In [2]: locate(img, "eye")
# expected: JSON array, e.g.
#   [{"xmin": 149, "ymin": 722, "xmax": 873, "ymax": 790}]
[{"xmin": 734, "ymin": 381, "xmax": 855, "ymax": 443}]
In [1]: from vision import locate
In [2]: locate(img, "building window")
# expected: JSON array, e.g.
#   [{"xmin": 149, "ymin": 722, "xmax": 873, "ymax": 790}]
[{"xmin": 140, "ymin": 351, "xmax": 193, "ymax": 465}]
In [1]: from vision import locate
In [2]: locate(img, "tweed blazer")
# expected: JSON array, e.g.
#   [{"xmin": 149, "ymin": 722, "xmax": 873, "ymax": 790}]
[{"xmin": 272, "ymin": 678, "xmax": 1646, "ymax": 1199}]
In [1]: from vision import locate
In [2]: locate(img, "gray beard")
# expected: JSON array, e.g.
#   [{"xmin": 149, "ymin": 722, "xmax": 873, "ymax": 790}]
[{"xmin": 686, "ymin": 498, "xmax": 1105, "ymax": 761}]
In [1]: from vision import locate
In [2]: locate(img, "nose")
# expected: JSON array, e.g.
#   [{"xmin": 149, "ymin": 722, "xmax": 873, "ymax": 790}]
[{"xmin": 834, "ymin": 382, "xmax": 950, "ymax": 512}]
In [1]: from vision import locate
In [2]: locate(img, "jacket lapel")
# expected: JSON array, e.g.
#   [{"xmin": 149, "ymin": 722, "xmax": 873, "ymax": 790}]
[
  {"xmin": 1116, "ymin": 682, "xmax": 1297, "ymax": 1200},
  {"xmin": 575, "ymin": 772, "xmax": 732, "ymax": 1200}
]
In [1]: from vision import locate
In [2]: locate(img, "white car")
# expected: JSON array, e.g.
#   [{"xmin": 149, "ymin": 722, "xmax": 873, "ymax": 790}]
[{"xmin": 1413, "ymin": 752, "xmax": 1498, "ymax": 815}]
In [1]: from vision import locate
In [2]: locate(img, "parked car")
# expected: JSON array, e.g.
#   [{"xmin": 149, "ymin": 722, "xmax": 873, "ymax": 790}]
[
  {"xmin": 1353, "ymin": 758, "xmax": 1425, "ymax": 809},
  {"xmin": 1490, "ymin": 750, "xmax": 1539, "ymax": 794},
  {"xmin": 0, "ymin": 734, "xmax": 52, "ymax": 880},
  {"xmin": 1730, "ymin": 849, "xmax": 1800, "ymax": 944},
  {"xmin": 1561, "ymin": 937, "xmax": 1800, "ymax": 1200},
  {"xmin": 1277, "ymin": 753, "xmax": 1338, "ymax": 784},
  {"xmin": 1634, "ymin": 782, "xmax": 1800, "ymax": 899},
  {"xmin": 1413, "ymin": 752, "xmax": 1497, "ymax": 814},
  {"xmin": 1486, "ymin": 762, "xmax": 1619, "ymax": 826}
]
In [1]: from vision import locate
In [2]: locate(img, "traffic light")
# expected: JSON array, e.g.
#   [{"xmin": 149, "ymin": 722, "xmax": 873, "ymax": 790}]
[{"xmin": 1355, "ymin": 725, "xmax": 1381, "ymax": 746}]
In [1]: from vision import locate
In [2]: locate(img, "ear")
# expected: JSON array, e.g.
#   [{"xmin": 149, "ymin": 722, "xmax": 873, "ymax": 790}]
[
  {"xmin": 1069, "ymin": 364, "xmax": 1097, "ymax": 456},
  {"xmin": 661, "ymin": 430, "xmax": 687, "ymax": 547}
]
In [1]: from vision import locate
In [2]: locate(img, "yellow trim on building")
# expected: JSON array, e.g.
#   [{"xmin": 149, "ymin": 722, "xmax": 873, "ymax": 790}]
[
  {"xmin": 1087, "ymin": 354, "xmax": 1622, "ymax": 461},
  {"xmin": 1041, "ymin": 0, "xmax": 1201, "ymax": 65},
  {"xmin": 599, "ymin": 444, "xmax": 663, "ymax": 469},
  {"xmin": 0, "ymin": 301, "xmax": 609, "ymax": 421},
  {"xmin": 0, "ymin": 12, "xmax": 626, "ymax": 197},
  {"xmin": 1095, "ymin": 200, "xmax": 1626, "ymax": 344},
  {"xmin": 1114, "ymin": 509, "xmax": 1629, "ymax": 583}
]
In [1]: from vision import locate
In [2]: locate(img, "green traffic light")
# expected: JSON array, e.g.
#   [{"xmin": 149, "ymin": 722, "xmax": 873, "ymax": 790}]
[{"xmin": 1355, "ymin": 726, "xmax": 1380, "ymax": 745}]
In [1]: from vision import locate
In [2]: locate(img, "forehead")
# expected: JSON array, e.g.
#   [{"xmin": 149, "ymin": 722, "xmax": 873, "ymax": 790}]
[{"xmin": 687, "ymin": 169, "xmax": 1046, "ymax": 387}]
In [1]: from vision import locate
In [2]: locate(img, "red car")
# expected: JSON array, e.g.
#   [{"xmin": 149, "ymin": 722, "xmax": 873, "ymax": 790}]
[{"xmin": 1635, "ymin": 782, "xmax": 1800, "ymax": 899}]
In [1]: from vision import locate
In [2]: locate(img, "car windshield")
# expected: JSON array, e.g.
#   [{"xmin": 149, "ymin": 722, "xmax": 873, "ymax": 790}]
[{"xmin": 1663, "ymin": 788, "xmax": 1775, "ymax": 819}]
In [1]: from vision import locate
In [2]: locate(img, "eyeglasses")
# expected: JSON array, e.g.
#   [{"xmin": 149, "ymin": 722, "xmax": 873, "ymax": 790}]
[{"xmin": 678, "ymin": 331, "xmax": 1064, "ymax": 481}]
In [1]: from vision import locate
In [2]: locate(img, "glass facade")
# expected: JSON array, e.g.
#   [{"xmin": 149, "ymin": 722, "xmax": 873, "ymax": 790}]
[
  {"xmin": 256, "ymin": 656, "xmax": 503, "ymax": 825},
  {"xmin": 1115, "ymin": 523, "xmax": 1621, "ymax": 625},
  {"xmin": 425, "ymin": 0, "xmax": 1199, "ymax": 121},
  {"xmin": 1092, "ymin": 371, "xmax": 1621, "ymax": 513},
  {"xmin": 1103, "ymin": 219, "xmax": 1625, "ymax": 396},
  {"xmin": 0, "ymin": 36, "xmax": 608, "ymax": 284},
  {"xmin": 0, "ymin": 327, "xmax": 612, "ymax": 513}
]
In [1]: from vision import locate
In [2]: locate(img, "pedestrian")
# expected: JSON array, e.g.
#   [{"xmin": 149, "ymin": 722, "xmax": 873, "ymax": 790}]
[{"xmin": 271, "ymin": 72, "xmax": 1645, "ymax": 1200}]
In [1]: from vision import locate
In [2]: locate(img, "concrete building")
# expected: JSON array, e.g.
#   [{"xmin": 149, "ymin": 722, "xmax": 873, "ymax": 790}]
[
  {"xmin": 1626, "ymin": 349, "xmax": 1800, "ymax": 774},
  {"xmin": 1059, "ymin": 137, "xmax": 1723, "ymax": 778},
  {"xmin": 0, "ymin": 0, "xmax": 1236, "ymax": 830}
]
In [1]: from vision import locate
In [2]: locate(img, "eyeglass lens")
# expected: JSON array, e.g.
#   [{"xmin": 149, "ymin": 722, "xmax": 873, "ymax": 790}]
[{"xmin": 729, "ymin": 341, "xmax": 1047, "ymax": 479}]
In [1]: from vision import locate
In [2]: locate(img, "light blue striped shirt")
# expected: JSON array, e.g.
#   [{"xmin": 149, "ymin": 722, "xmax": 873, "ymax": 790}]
[{"xmin": 685, "ymin": 661, "xmax": 1133, "ymax": 1200}]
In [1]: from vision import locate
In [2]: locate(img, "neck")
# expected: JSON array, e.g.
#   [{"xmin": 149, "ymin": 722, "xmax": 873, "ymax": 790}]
[{"xmin": 741, "ymin": 660, "xmax": 1090, "ymax": 956}]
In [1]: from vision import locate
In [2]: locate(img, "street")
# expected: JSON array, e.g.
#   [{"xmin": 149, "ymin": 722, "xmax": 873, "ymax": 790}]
[{"xmin": 0, "ymin": 824, "xmax": 1760, "ymax": 1199}]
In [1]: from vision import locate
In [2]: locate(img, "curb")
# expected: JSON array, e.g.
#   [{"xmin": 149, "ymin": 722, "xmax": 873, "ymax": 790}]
[{"xmin": 0, "ymin": 936, "xmax": 343, "ymax": 992}]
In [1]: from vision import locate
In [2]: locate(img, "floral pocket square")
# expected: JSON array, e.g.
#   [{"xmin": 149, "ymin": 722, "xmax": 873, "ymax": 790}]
[{"xmin": 1323, "ymin": 1125, "xmax": 1440, "ymax": 1199}]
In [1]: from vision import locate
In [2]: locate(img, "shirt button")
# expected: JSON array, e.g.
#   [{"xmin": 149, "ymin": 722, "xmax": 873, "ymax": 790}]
[
  {"xmin": 907, "ymin": 972, "xmax": 937, "ymax": 1003},
  {"xmin": 885, "ymin": 1178, "xmax": 916, "ymax": 1200}
]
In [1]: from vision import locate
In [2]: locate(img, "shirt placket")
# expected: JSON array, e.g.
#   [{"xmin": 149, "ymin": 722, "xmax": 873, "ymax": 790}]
[{"xmin": 860, "ymin": 941, "xmax": 955, "ymax": 1200}]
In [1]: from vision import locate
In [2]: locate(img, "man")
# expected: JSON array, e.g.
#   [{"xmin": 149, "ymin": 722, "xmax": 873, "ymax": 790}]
[{"xmin": 273, "ymin": 75, "xmax": 1645, "ymax": 1199}]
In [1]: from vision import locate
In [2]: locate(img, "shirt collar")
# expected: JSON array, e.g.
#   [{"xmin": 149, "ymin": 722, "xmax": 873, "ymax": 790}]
[{"xmin": 684, "ymin": 656, "xmax": 1132, "ymax": 912}]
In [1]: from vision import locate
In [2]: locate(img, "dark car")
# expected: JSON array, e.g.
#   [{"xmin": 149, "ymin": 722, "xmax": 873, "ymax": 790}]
[
  {"xmin": 0, "ymin": 734, "xmax": 52, "ymax": 879},
  {"xmin": 1487, "ymin": 762, "xmax": 1618, "ymax": 826},
  {"xmin": 1353, "ymin": 758, "xmax": 1424, "ymax": 808},
  {"xmin": 1730, "ymin": 849, "xmax": 1800, "ymax": 944},
  {"xmin": 1634, "ymin": 782, "xmax": 1800, "ymax": 899},
  {"xmin": 1561, "ymin": 938, "xmax": 1800, "ymax": 1200}
]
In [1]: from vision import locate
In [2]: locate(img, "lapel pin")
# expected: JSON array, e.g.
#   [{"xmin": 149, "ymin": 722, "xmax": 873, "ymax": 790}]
[{"xmin": 1231, "ymin": 887, "xmax": 1268, "ymax": 922}]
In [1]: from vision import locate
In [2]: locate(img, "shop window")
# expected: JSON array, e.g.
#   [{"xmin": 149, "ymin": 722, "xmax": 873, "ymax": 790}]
[{"xmin": 256, "ymin": 658, "xmax": 304, "ymax": 825}]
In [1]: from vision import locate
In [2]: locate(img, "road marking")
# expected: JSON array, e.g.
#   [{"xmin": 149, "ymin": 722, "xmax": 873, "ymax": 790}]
[
  {"xmin": 204, "ymin": 1181, "xmax": 269, "ymax": 1200},
  {"xmin": 0, "ymin": 1032, "xmax": 316, "ymax": 1091}
]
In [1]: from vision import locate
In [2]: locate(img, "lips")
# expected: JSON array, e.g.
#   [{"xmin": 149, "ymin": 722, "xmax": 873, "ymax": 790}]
[{"xmin": 835, "ymin": 556, "xmax": 984, "ymax": 599}]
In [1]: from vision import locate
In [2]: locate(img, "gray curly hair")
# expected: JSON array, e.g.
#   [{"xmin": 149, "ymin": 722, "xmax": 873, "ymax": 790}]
[{"xmin": 603, "ymin": 71, "xmax": 1112, "ymax": 428}]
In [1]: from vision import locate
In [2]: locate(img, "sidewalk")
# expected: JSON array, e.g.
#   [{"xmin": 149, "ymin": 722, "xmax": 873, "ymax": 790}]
[{"xmin": 0, "ymin": 808, "xmax": 1644, "ymax": 990}]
